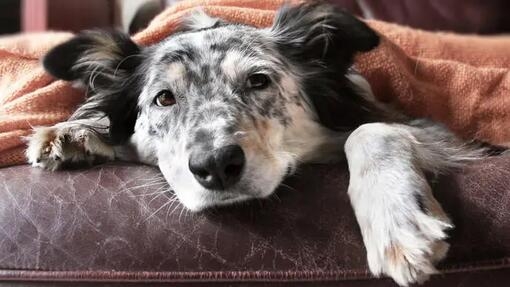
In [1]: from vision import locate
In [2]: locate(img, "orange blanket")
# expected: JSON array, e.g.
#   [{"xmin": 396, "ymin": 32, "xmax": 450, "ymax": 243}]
[{"xmin": 1, "ymin": 0, "xmax": 509, "ymax": 167}]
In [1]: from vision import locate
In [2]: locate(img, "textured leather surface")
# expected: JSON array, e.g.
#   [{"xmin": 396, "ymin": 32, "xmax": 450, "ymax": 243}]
[{"xmin": 0, "ymin": 156, "xmax": 509, "ymax": 286}]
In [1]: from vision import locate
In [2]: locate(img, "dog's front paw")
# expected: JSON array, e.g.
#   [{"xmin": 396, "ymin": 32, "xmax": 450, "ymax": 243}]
[
  {"xmin": 363, "ymin": 195, "xmax": 452, "ymax": 286},
  {"xmin": 26, "ymin": 125, "xmax": 114, "ymax": 171},
  {"xmin": 26, "ymin": 126, "xmax": 65, "ymax": 170}
]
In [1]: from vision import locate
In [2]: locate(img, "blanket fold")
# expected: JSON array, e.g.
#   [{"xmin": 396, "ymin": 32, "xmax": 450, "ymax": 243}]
[{"xmin": 1, "ymin": 0, "xmax": 509, "ymax": 167}]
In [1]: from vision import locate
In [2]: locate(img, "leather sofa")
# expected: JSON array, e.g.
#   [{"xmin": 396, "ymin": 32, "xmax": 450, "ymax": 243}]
[
  {"xmin": 1, "ymin": 157, "xmax": 509, "ymax": 286},
  {"xmin": 1, "ymin": 0, "xmax": 509, "ymax": 286}
]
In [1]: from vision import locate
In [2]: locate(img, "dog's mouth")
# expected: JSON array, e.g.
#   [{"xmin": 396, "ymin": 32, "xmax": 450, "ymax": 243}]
[
  {"xmin": 215, "ymin": 193, "xmax": 255, "ymax": 205},
  {"xmin": 181, "ymin": 191, "xmax": 256, "ymax": 212}
]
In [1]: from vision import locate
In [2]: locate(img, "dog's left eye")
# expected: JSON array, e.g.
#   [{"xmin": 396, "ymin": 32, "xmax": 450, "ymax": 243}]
[
  {"xmin": 154, "ymin": 90, "xmax": 176, "ymax": 107},
  {"xmin": 246, "ymin": 73, "xmax": 270, "ymax": 90}
]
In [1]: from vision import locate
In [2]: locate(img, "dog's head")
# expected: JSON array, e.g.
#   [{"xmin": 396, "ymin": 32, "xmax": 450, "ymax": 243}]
[{"xmin": 43, "ymin": 3, "xmax": 379, "ymax": 211}]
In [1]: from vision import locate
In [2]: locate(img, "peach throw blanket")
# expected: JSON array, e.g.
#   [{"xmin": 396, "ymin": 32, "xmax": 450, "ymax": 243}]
[{"xmin": 1, "ymin": 0, "xmax": 509, "ymax": 167}]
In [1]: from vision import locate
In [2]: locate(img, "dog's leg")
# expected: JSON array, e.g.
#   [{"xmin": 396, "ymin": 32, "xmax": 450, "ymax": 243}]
[
  {"xmin": 344, "ymin": 120, "xmax": 484, "ymax": 286},
  {"xmin": 26, "ymin": 118, "xmax": 115, "ymax": 171}
]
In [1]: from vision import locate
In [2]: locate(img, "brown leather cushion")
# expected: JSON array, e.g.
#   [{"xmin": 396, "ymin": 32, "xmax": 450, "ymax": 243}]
[{"xmin": 0, "ymin": 155, "xmax": 508, "ymax": 285}]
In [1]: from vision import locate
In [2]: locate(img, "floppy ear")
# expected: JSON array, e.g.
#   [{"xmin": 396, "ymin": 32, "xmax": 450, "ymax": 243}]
[
  {"xmin": 43, "ymin": 30, "xmax": 143, "ymax": 143},
  {"xmin": 270, "ymin": 3, "xmax": 382, "ymax": 130},
  {"xmin": 270, "ymin": 2, "xmax": 379, "ymax": 71}
]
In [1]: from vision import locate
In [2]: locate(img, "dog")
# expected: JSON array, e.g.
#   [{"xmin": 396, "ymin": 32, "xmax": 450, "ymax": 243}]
[{"xmin": 25, "ymin": 2, "xmax": 496, "ymax": 286}]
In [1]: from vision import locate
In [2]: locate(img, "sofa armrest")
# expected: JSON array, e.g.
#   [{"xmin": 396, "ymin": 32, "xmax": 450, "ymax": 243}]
[{"xmin": 0, "ymin": 156, "xmax": 508, "ymax": 285}]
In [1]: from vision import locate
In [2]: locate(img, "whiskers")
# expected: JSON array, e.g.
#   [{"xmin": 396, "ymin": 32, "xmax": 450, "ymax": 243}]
[
  {"xmin": 125, "ymin": 174, "xmax": 197, "ymax": 224},
  {"xmin": 140, "ymin": 193, "xmax": 180, "ymax": 223},
  {"xmin": 277, "ymin": 182, "xmax": 295, "ymax": 193},
  {"xmin": 127, "ymin": 176, "xmax": 169, "ymax": 201}
]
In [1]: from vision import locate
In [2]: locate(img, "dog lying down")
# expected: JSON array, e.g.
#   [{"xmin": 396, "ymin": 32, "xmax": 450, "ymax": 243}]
[{"xmin": 25, "ymin": 2, "xmax": 503, "ymax": 286}]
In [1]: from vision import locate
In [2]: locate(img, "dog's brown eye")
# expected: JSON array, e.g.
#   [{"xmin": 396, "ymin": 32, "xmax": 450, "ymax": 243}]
[
  {"xmin": 154, "ymin": 90, "xmax": 176, "ymax": 107},
  {"xmin": 247, "ymin": 73, "xmax": 270, "ymax": 90}
]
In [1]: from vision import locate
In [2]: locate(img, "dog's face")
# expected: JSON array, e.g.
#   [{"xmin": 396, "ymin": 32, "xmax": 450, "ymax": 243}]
[
  {"xmin": 43, "ymin": 3, "xmax": 379, "ymax": 211},
  {"xmin": 138, "ymin": 23, "xmax": 316, "ymax": 210}
]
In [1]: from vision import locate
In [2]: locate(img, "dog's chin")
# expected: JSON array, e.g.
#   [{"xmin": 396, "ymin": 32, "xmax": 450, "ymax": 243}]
[
  {"xmin": 196, "ymin": 193, "xmax": 255, "ymax": 211},
  {"xmin": 173, "ymin": 193, "xmax": 246, "ymax": 212},
  {"xmin": 175, "ymin": 184, "xmax": 278, "ymax": 212},
  {"xmin": 170, "ymin": 177, "xmax": 283, "ymax": 212}
]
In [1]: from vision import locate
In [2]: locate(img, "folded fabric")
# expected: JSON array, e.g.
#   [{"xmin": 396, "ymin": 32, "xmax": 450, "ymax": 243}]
[{"xmin": 1, "ymin": 0, "xmax": 509, "ymax": 167}]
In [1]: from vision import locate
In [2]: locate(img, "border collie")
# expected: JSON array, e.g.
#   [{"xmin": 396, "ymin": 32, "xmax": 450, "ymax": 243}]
[{"xmin": 26, "ymin": 3, "xmax": 493, "ymax": 285}]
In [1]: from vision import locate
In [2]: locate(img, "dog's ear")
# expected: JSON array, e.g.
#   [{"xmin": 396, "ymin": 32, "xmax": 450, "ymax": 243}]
[
  {"xmin": 270, "ymin": 2, "xmax": 379, "ymax": 70},
  {"xmin": 270, "ymin": 3, "xmax": 382, "ymax": 131},
  {"xmin": 44, "ymin": 30, "xmax": 141, "ymax": 82},
  {"xmin": 43, "ymin": 30, "xmax": 143, "ymax": 143}
]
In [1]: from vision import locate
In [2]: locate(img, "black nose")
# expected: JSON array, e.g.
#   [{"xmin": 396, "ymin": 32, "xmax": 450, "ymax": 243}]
[{"xmin": 189, "ymin": 145, "xmax": 245, "ymax": 190}]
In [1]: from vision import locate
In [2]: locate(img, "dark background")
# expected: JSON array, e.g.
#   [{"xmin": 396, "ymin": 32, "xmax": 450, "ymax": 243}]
[{"xmin": 0, "ymin": 0, "xmax": 21, "ymax": 34}]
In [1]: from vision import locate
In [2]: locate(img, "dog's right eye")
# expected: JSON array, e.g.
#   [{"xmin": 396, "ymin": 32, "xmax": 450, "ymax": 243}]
[
  {"xmin": 154, "ymin": 90, "xmax": 176, "ymax": 107},
  {"xmin": 246, "ymin": 73, "xmax": 270, "ymax": 90}
]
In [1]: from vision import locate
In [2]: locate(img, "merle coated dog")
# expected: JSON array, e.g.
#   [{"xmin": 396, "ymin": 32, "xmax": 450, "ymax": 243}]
[{"xmin": 26, "ymin": 3, "xmax": 493, "ymax": 285}]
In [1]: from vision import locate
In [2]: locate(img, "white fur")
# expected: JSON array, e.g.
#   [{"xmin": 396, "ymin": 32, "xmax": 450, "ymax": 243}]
[{"xmin": 345, "ymin": 123, "xmax": 453, "ymax": 286}]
